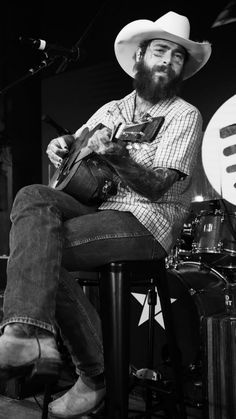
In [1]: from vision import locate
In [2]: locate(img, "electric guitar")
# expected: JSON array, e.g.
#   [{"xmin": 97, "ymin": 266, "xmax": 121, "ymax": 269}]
[{"xmin": 49, "ymin": 116, "xmax": 164, "ymax": 204}]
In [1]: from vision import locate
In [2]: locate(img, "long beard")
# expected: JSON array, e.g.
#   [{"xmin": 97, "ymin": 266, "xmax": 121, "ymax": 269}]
[{"xmin": 133, "ymin": 60, "xmax": 184, "ymax": 104}]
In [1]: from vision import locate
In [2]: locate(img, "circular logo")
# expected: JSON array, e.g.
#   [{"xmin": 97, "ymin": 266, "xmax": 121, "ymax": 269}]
[{"xmin": 202, "ymin": 95, "xmax": 236, "ymax": 205}]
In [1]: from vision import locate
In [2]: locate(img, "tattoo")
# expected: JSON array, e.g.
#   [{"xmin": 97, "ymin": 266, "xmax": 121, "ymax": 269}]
[{"xmin": 102, "ymin": 154, "xmax": 180, "ymax": 200}]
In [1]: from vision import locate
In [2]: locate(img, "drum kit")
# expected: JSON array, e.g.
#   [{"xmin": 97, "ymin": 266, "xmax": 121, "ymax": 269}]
[
  {"xmin": 131, "ymin": 201, "xmax": 235, "ymax": 408},
  {"xmin": 164, "ymin": 199, "xmax": 236, "ymax": 360},
  {"xmin": 167, "ymin": 93, "xmax": 236, "ymax": 282},
  {"xmin": 168, "ymin": 202, "xmax": 236, "ymax": 278},
  {"xmin": 168, "ymin": 200, "xmax": 236, "ymax": 403}
]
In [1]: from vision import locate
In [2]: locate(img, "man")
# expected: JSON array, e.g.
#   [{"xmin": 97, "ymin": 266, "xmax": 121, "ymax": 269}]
[{"xmin": 0, "ymin": 11, "xmax": 211, "ymax": 418}]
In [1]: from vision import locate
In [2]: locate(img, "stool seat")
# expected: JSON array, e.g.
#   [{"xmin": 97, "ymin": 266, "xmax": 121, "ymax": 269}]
[{"xmin": 77, "ymin": 259, "xmax": 187, "ymax": 419}]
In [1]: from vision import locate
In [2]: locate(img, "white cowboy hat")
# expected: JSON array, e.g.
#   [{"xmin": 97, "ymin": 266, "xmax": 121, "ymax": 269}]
[{"xmin": 114, "ymin": 11, "xmax": 212, "ymax": 80}]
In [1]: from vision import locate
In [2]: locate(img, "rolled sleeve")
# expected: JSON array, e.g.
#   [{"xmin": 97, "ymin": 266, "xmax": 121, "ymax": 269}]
[{"xmin": 153, "ymin": 109, "xmax": 203, "ymax": 176}]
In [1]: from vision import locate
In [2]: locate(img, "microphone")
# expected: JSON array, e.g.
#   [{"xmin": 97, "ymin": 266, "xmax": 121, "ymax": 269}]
[{"xmin": 19, "ymin": 37, "xmax": 80, "ymax": 62}]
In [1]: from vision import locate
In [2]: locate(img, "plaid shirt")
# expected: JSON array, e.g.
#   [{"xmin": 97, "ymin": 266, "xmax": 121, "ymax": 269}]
[{"xmin": 74, "ymin": 91, "xmax": 203, "ymax": 254}]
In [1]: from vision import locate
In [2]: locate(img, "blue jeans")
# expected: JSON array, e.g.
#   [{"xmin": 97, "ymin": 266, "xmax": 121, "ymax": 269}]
[{"xmin": 1, "ymin": 184, "xmax": 166, "ymax": 376}]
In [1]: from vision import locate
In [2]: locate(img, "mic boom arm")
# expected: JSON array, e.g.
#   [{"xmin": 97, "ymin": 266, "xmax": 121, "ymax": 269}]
[{"xmin": 19, "ymin": 37, "xmax": 80, "ymax": 62}]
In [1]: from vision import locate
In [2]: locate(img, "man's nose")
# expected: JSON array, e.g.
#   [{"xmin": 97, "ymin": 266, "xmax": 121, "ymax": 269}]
[{"xmin": 162, "ymin": 51, "xmax": 172, "ymax": 64}]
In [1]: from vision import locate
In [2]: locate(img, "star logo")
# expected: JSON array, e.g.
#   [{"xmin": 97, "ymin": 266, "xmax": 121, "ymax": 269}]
[{"xmin": 131, "ymin": 288, "xmax": 176, "ymax": 329}]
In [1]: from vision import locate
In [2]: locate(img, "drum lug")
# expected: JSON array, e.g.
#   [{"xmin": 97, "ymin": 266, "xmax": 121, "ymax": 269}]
[
  {"xmin": 218, "ymin": 241, "xmax": 223, "ymax": 252},
  {"xmin": 192, "ymin": 242, "xmax": 197, "ymax": 252},
  {"xmin": 165, "ymin": 247, "xmax": 179, "ymax": 269},
  {"xmin": 189, "ymin": 287, "xmax": 197, "ymax": 296}
]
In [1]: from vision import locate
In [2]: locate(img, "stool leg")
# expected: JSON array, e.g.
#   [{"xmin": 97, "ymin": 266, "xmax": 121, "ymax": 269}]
[
  {"xmin": 145, "ymin": 282, "xmax": 157, "ymax": 418},
  {"xmin": 41, "ymin": 383, "xmax": 53, "ymax": 419},
  {"xmin": 156, "ymin": 260, "xmax": 187, "ymax": 419},
  {"xmin": 99, "ymin": 263, "xmax": 130, "ymax": 419}
]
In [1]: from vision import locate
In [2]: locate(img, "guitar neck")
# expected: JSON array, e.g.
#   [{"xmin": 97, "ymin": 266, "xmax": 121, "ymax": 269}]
[{"xmin": 74, "ymin": 145, "xmax": 92, "ymax": 163}]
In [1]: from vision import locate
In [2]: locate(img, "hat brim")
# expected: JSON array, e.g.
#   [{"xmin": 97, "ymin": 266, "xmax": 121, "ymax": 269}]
[{"xmin": 114, "ymin": 22, "xmax": 212, "ymax": 80}]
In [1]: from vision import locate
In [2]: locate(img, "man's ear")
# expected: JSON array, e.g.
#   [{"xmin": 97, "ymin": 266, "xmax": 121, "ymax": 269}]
[{"xmin": 136, "ymin": 47, "xmax": 143, "ymax": 62}]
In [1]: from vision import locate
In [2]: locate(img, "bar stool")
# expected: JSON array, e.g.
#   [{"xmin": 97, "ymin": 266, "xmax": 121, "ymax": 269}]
[{"xmin": 77, "ymin": 258, "xmax": 187, "ymax": 419}]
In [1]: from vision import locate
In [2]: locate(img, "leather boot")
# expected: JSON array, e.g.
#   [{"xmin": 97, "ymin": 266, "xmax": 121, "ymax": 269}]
[
  {"xmin": 48, "ymin": 376, "xmax": 105, "ymax": 418},
  {"xmin": 0, "ymin": 323, "xmax": 62, "ymax": 380}
]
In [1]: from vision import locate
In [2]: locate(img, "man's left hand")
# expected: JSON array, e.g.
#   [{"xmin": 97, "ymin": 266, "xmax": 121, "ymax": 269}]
[{"xmin": 87, "ymin": 127, "xmax": 128, "ymax": 156}]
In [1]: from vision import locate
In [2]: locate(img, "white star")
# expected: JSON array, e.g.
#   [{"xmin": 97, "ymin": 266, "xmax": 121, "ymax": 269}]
[{"xmin": 131, "ymin": 288, "xmax": 177, "ymax": 329}]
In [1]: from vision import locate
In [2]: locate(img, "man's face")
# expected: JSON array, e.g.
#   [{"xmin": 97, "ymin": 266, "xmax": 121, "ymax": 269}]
[
  {"xmin": 144, "ymin": 39, "xmax": 186, "ymax": 80},
  {"xmin": 133, "ymin": 39, "xmax": 186, "ymax": 103}
]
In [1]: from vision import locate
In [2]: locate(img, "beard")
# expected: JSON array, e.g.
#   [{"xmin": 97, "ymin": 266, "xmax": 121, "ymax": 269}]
[{"xmin": 133, "ymin": 60, "xmax": 184, "ymax": 104}]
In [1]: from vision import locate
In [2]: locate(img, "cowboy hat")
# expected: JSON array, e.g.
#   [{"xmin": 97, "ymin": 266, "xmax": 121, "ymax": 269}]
[{"xmin": 114, "ymin": 11, "xmax": 212, "ymax": 80}]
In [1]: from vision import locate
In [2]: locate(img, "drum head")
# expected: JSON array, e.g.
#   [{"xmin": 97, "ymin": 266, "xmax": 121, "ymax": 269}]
[{"xmin": 130, "ymin": 261, "xmax": 226, "ymax": 371}]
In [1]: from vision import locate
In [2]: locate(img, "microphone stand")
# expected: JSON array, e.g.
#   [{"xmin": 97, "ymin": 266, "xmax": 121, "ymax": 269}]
[
  {"xmin": 0, "ymin": 54, "xmax": 57, "ymax": 96},
  {"xmin": 55, "ymin": 0, "xmax": 108, "ymax": 74}
]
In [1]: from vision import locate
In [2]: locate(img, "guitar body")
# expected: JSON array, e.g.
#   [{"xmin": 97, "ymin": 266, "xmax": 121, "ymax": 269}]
[
  {"xmin": 49, "ymin": 117, "xmax": 164, "ymax": 205},
  {"xmin": 49, "ymin": 124, "xmax": 117, "ymax": 205},
  {"xmin": 49, "ymin": 126, "xmax": 93, "ymax": 191}
]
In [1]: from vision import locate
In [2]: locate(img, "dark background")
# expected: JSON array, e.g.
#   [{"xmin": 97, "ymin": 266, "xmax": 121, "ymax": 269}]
[{"xmin": 0, "ymin": 0, "xmax": 235, "ymax": 253}]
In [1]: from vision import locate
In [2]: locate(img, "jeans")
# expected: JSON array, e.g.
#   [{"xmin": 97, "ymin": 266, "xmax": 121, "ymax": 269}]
[{"xmin": 1, "ymin": 184, "xmax": 166, "ymax": 376}]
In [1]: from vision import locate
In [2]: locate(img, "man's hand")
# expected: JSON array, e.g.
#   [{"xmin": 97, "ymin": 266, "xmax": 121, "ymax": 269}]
[
  {"xmin": 87, "ymin": 127, "xmax": 128, "ymax": 156},
  {"xmin": 46, "ymin": 134, "xmax": 74, "ymax": 168},
  {"xmin": 87, "ymin": 127, "xmax": 112, "ymax": 154}
]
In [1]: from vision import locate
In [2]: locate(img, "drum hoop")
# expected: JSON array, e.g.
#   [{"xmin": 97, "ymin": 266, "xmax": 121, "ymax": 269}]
[
  {"xmin": 224, "ymin": 248, "xmax": 236, "ymax": 255},
  {"xmin": 192, "ymin": 247, "xmax": 222, "ymax": 253},
  {"xmin": 174, "ymin": 260, "xmax": 228, "ymax": 286}
]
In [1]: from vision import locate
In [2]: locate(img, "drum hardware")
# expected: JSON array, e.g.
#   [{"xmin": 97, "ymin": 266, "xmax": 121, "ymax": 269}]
[
  {"xmin": 198, "ymin": 261, "xmax": 212, "ymax": 272},
  {"xmin": 191, "ymin": 209, "xmax": 224, "ymax": 255},
  {"xmin": 130, "ymin": 261, "xmax": 227, "ymax": 410},
  {"xmin": 165, "ymin": 245, "xmax": 179, "ymax": 269},
  {"xmin": 187, "ymin": 286, "xmax": 210, "ymax": 297},
  {"xmin": 212, "ymin": 254, "xmax": 236, "ymax": 270},
  {"xmin": 192, "ymin": 240, "xmax": 223, "ymax": 254},
  {"xmin": 183, "ymin": 361, "xmax": 204, "ymax": 410},
  {"xmin": 133, "ymin": 367, "xmax": 162, "ymax": 382},
  {"xmin": 223, "ymin": 246, "xmax": 236, "ymax": 255},
  {"xmin": 190, "ymin": 209, "xmax": 236, "ymax": 269},
  {"xmin": 181, "ymin": 223, "xmax": 193, "ymax": 237},
  {"xmin": 178, "ymin": 223, "xmax": 194, "ymax": 256},
  {"xmin": 157, "ymin": 262, "xmax": 226, "ymax": 366},
  {"xmin": 166, "ymin": 228, "xmax": 194, "ymax": 269}
]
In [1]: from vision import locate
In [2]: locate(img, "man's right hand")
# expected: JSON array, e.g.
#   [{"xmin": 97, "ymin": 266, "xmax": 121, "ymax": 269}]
[{"xmin": 46, "ymin": 134, "xmax": 74, "ymax": 168}]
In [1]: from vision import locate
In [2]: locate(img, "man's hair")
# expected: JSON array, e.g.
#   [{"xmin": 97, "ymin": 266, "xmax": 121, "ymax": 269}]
[{"xmin": 139, "ymin": 39, "xmax": 152, "ymax": 57}]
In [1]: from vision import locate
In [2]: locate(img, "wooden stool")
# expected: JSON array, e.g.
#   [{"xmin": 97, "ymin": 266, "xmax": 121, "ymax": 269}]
[{"xmin": 78, "ymin": 258, "xmax": 187, "ymax": 419}]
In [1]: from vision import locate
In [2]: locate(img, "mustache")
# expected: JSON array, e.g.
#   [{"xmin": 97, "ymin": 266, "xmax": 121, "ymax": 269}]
[{"xmin": 152, "ymin": 65, "xmax": 175, "ymax": 78}]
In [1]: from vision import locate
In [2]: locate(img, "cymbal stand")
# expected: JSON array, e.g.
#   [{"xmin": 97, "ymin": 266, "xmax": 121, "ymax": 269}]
[{"xmin": 129, "ymin": 279, "xmax": 187, "ymax": 419}]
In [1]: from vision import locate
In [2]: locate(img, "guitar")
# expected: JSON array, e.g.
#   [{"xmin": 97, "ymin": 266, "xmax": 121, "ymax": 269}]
[{"xmin": 49, "ymin": 116, "xmax": 164, "ymax": 205}]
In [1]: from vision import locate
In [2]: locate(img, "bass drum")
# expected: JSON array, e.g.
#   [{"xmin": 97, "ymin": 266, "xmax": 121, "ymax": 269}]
[{"xmin": 130, "ymin": 261, "xmax": 227, "ymax": 371}]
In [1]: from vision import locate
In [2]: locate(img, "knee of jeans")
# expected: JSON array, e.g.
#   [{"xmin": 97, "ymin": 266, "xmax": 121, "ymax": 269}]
[{"xmin": 10, "ymin": 184, "xmax": 47, "ymax": 221}]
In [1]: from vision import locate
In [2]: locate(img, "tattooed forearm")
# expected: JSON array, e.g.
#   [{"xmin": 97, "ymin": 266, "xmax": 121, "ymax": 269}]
[{"xmin": 102, "ymin": 153, "xmax": 180, "ymax": 200}]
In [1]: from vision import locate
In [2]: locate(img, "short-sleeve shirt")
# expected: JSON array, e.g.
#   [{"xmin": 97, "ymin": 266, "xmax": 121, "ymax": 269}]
[{"xmin": 74, "ymin": 91, "xmax": 203, "ymax": 254}]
